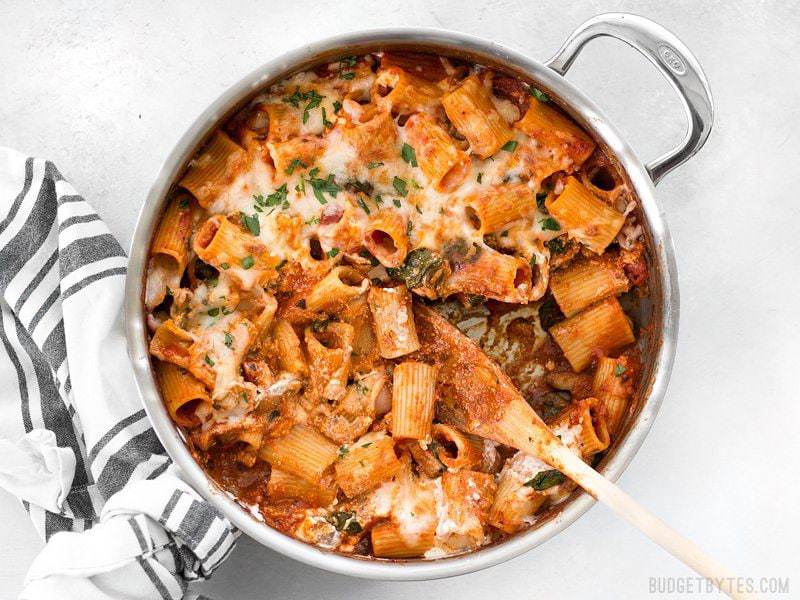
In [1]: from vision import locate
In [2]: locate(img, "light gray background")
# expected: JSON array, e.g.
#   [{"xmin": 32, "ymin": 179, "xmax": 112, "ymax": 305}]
[{"xmin": 1, "ymin": 1, "xmax": 798, "ymax": 598}]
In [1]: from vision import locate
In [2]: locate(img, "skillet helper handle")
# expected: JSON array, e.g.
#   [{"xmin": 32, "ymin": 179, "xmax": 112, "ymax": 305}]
[{"xmin": 545, "ymin": 12, "xmax": 714, "ymax": 185}]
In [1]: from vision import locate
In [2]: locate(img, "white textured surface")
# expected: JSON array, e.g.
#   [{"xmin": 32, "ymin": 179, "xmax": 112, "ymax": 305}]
[{"xmin": 1, "ymin": 1, "xmax": 799, "ymax": 598}]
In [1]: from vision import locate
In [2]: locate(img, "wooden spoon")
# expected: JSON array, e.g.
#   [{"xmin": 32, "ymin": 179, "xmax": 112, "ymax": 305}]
[{"xmin": 412, "ymin": 304, "xmax": 752, "ymax": 599}]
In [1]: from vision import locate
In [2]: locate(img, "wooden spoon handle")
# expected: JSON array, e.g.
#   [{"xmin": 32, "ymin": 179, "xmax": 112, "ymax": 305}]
[{"xmin": 549, "ymin": 445, "xmax": 756, "ymax": 600}]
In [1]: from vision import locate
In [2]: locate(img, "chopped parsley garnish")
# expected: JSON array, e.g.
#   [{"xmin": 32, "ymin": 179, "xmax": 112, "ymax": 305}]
[
  {"xmin": 224, "ymin": 332, "xmax": 234, "ymax": 348},
  {"xmin": 241, "ymin": 256, "xmax": 255, "ymax": 269},
  {"xmin": 308, "ymin": 170, "xmax": 340, "ymax": 204},
  {"xmin": 374, "ymin": 194, "xmax": 383, "ymax": 206},
  {"xmin": 401, "ymin": 143, "xmax": 418, "ymax": 167},
  {"xmin": 536, "ymin": 191, "xmax": 548, "ymax": 208},
  {"xmin": 357, "ymin": 196, "xmax": 371, "ymax": 214},
  {"xmin": 524, "ymin": 469, "xmax": 565, "ymax": 491},
  {"xmin": 207, "ymin": 307, "xmax": 220, "ymax": 317},
  {"xmin": 203, "ymin": 354, "xmax": 215, "ymax": 367},
  {"xmin": 305, "ymin": 215, "xmax": 320, "ymax": 225},
  {"xmin": 327, "ymin": 247, "xmax": 340, "ymax": 259},
  {"xmin": 178, "ymin": 197, "xmax": 190, "ymax": 209},
  {"xmin": 339, "ymin": 55, "xmax": 358, "ymax": 68},
  {"xmin": 258, "ymin": 184, "xmax": 289, "ymax": 208},
  {"xmin": 328, "ymin": 511, "xmax": 362, "ymax": 535},
  {"xmin": 321, "ymin": 107, "xmax": 333, "ymax": 128},
  {"xmin": 501, "ymin": 140, "xmax": 518, "ymax": 153},
  {"xmin": 540, "ymin": 217, "xmax": 561, "ymax": 231},
  {"xmin": 367, "ymin": 161, "xmax": 384, "ymax": 169},
  {"xmin": 477, "ymin": 172, "xmax": 483, "ymax": 184},
  {"xmin": 340, "ymin": 71, "xmax": 355, "ymax": 80},
  {"xmin": 332, "ymin": 100, "xmax": 342, "ymax": 114},
  {"xmin": 241, "ymin": 212, "xmax": 260, "ymax": 236},
  {"xmin": 529, "ymin": 87, "xmax": 550, "ymax": 103},
  {"xmin": 285, "ymin": 158, "xmax": 307, "ymax": 175},
  {"xmin": 281, "ymin": 88, "xmax": 303, "ymax": 107},
  {"xmin": 219, "ymin": 262, "xmax": 230, "ymax": 270},
  {"xmin": 529, "ymin": 255, "xmax": 537, "ymax": 267},
  {"xmin": 338, "ymin": 446, "xmax": 349, "ymax": 458},
  {"xmin": 546, "ymin": 237, "xmax": 566, "ymax": 254},
  {"xmin": 393, "ymin": 176, "xmax": 408, "ymax": 197},
  {"xmin": 361, "ymin": 442, "xmax": 373, "ymax": 448},
  {"xmin": 614, "ymin": 364, "xmax": 627, "ymax": 377},
  {"xmin": 410, "ymin": 179, "xmax": 422, "ymax": 190},
  {"xmin": 392, "ymin": 198, "xmax": 401, "ymax": 208},
  {"xmin": 301, "ymin": 90, "xmax": 323, "ymax": 124}
]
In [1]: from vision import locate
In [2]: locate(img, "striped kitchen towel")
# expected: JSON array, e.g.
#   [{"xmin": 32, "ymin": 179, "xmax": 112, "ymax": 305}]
[{"xmin": 0, "ymin": 146, "xmax": 237, "ymax": 600}]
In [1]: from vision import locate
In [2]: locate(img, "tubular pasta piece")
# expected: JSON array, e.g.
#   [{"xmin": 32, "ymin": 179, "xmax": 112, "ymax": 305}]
[
  {"xmin": 549, "ymin": 257, "xmax": 630, "ymax": 317},
  {"xmin": 304, "ymin": 322, "xmax": 354, "ymax": 403},
  {"xmin": 548, "ymin": 297, "xmax": 635, "ymax": 372},
  {"xmin": 374, "ymin": 66, "xmax": 443, "ymax": 114},
  {"xmin": 441, "ymin": 74, "xmax": 514, "ymax": 158},
  {"xmin": 367, "ymin": 285, "xmax": 420, "ymax": 359},
  {"xmin": 334, "ymin": 434, "xmax": 402, "ymax": 497},
  {"xmin": 179, "ymin": 131, "xmax": 248, "ymax": 207},
  {"xmin": 259, "ymin": 424, "xmax": 338, "ymax": 484},
  {"xmin": 391, "ymin": 361, "xmax": 438, "ymax": 441},
  {"xmin": 591, "ymin": 356, "xmax": 633, "ymax": 436},
  {"xmin": 268, "ymin": 468, "xmax": 338, "ymax": 507},
  {"xmin": 154, "ymin": 361, "xmax": 209, "ymax": 427},
  {"xmin": 515, "ymin": 98, "xmax": 595, "ymax": 168},
  {"xmin": 149, "ymin": 319, "xmax": 194, "ymax": 369},
  {"xmin": 362, "ymin": 211, "xmax": 409, "ymax": 268},
  {"xmin": 444, "ymin": 245, "xmax": 531, "ymax": 303},
  {"xmin": 304, "ymin": 266, "xmax": 369, "ymax": 313},
  {"xmin": 545, "ymin": 176, "xmax": 626, "ymax": 254},
  {"xmin": 465, "ymin": 183, "xmax": 536, "ymax": 234},
  {"xmin": 403, "ymin": 113, "xmax": 468, "ymax": 190}
]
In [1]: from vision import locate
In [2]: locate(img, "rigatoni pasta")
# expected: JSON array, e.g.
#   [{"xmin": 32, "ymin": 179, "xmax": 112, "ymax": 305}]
[{"xmin": 146, "ymin": 49, "xmax": 648, "ymax": 560}]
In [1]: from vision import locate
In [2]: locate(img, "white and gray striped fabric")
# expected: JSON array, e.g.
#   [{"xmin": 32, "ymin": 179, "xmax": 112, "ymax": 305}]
[{"xmin": 0, "ymin": 146, "xmax": 236, "ymax": 600}]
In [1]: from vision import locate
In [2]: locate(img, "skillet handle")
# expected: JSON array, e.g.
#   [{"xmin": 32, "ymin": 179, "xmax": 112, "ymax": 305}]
[{"xmin": 545, "ymin": 13, "xmax": 714, "ymax": 186}]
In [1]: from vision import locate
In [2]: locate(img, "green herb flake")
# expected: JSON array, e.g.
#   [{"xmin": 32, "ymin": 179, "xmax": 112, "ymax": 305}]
[
  {"xmin": 241, "ymin": 256, "xmax": 255, "ymax": 270},
  {"xmin": 309, "ymin": 172, "xmax": 340, "ymax": 204},
  {"xmin": 340, "ymin": 72, "xmax": 355, "ymax": 80},
  {"xmin": 386, "ymin": 248, "xmax": 446, "ymax": 290},
  {"xmin": 328, "ymin": 511, "xmax": 363, "ymax": 535},
  {"xmin": 207, "ymin": 307, "xmax": 220, "ymax": 317},
  {"xmin": 311, "ymin": 318, "xmax": 330, "ymax": 333},
  {"xmin": 339, "ymin": 56, "xmax": 358, "ymax": 68},
  {"xmin": 501, "ymin": 140, "xmax": 518, "ymax": 153},
  {"xmin": 327, "ymin": 247, "xmax": 340, "ymax": 259},
  {"xmin": 530, "ymin": 87, "xmax": 550, "ymax": 103},
  {"xmin": 401, "ymin": 143, "xmax": 418, "ymax": 167},
  {"xmin": 321, "ymin": 107, "xmax": 333, "ymax": 128},
  {"xmin": 305, "ymin": 215, "xmax": 320, "ymax": 225},
  {"xmin": 204, "ymin": 354, "xmax": 215, "ymax": 367},
  {"xmin": 392, "ymin": 198, "xmax": 401, "ymax": 208},
  {"xmin": 374, "ymin": 194, "xmax": 383, "ymax": 206},
  {"xmin": 357, "ymin": 196, "xmax": 371, "ymax": 215},
  {"xmin": 224, "ymin": 332, "xmax": 234, "ymax": 348},
  {"xmin": 178, "ymin": 197, "xmax": 190, "ymax": 209},
  {"xmin": 477, "ymin": 172, "xmax": 483, "ymax": 184},
  {"xmin": 361, "ymin": 442, "xmax": 373, "ymax": 448},
  {"xmin": 332, "ymin": 100, "xmax": 343, "ymax": 114},
  {"xmin": 219, "ymin": 262, "xmax": 230, "ymax": 270},
  {"xmin": 393, "ymin": 176, "xmax": 408, "ymax": 197},
  {"xmin": 540, "ymin": 217, "xmax": 561, "ymax": 231},
  {"xmin": 338, "ymin": 446, "xmax": 349, "ymax": 458},
  {"xmin": 524, "ymin": 469, "xmax": 565, "ymax": 491},
  {"xmin": 358, "ymin": 249, "xmax": 379, "ymax": 266},
  {"xmin": 614, "ymin": 364, "xmax": 627, "ymax": 377},
  {"xmin": 530, "ymin": 255, "xmax": 537, "ymax": 267},
  {"xmin": 285, "ymin": 158, "xmax": 307, "ymax": 175},
  {"xmin": 302, "ymin": 90, "xmax": 324, "ymax": 124},
  {"xmin": 264, "ymin": 184, "xmax": 289, "ymax": 207},
  {"xmin": 367, "ymin": 161, "xmax": 384, "ymax": 169},
  {"xmin": 241, "ymin": 212, "xmax": 260, "ymax": 236}
]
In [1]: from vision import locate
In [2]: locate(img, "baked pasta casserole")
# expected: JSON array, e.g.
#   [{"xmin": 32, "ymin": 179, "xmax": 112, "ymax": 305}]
[{"xmin": 144, "ymin": 51, "xmax": 648, "ymax": 559}]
